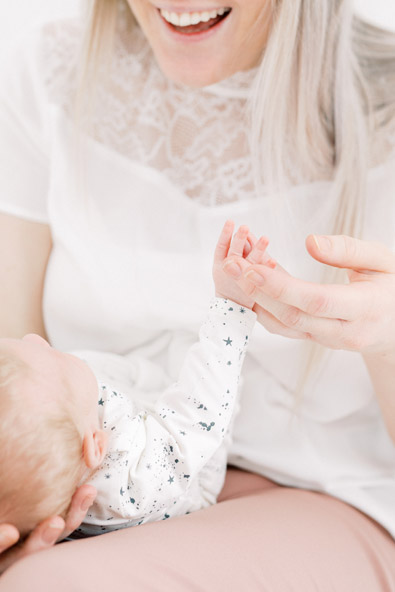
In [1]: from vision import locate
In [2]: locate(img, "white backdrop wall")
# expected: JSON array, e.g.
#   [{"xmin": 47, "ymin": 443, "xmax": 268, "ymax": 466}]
[
  {"xmin": 0, "ymin": 0, "xmax": 80, "ymax": 53},
  {"xmin": 0, "ymin": 0, "xmax": 395, "ymax": 55}
]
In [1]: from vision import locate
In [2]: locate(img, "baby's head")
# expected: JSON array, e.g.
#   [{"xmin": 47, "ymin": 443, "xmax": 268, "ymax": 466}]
[{"xmin": 0, "ymin": 334, "xmax": 107, "ymax": 539}]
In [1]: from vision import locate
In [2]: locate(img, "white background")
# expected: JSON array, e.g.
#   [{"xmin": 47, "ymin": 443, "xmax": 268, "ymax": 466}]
[{"xmin": 0, "ymin": 0, "xmax": 394, "ymax": 55}]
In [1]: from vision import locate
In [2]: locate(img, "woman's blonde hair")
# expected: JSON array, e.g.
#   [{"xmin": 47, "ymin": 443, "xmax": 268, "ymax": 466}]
[
  {"xmin": 75, "ymin": 0, "xmax": 395, "ymax": 392},
  {"xmin": 77, "ymin": 0, "xmax": 395, "ymax": 214}
]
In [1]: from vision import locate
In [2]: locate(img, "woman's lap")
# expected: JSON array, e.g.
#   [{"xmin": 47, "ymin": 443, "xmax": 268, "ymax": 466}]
[{"xmin": 1, "ymin": 468, "xmax": 395, "ymax": 592}]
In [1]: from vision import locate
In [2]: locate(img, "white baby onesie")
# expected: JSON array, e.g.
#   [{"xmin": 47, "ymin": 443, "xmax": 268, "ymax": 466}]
[{"xmin": 72, "ymin": 298, "xmax": 256, "ymax": 536}]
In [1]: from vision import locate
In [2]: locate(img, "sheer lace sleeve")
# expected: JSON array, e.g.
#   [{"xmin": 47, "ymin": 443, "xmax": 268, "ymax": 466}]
[
  {"xmin": 0, "ymin": 20, "xmax": 81, "ymax": 223},
  {"xmin": 0, "ymin": 25, "xmax": 52, "ymax": 222}
]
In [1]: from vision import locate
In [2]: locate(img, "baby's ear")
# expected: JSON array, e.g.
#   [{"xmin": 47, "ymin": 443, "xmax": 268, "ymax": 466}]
[{"xmin": 82, "ymin": 429, "xmax": 108, "ymax": 469}]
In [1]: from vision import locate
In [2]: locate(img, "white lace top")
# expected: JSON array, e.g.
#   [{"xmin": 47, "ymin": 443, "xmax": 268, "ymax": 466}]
[{"xmin": 1, "ymin": 18, "xmax": 395, "ymax": 538}]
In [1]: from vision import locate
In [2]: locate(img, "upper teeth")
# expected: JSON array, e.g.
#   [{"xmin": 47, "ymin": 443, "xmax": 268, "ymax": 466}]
[{"xmin": 160, "ymin": 7, "xmax": 230, "ymax": 26}]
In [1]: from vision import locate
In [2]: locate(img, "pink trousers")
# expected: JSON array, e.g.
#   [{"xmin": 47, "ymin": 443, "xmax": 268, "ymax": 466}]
[{"xmin": 1, "ymin": 467, "xmax": 395, "ymax": 591}]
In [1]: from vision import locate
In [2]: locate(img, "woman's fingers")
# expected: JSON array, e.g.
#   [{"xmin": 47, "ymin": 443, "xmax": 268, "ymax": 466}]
[
  {"xmin": 246, "ymin": 236, "xmax": 272, "ymax": 266},
  {"xmin": 23, "ymin": 517, "xmax": 65, "ymax": 551},
  {"xmin": 307, "ymin": 234, "xmax": 395, "ymax": 273},
  {"xmin": 63, "ymin": 484, "xmax": 97, "ymax": 537},
  {"xmin": 243, "ymin": 263, "xmax": 374, "ymax": 321},
  {"xmin": 0, "ymin": 525, "xmax": 19, "ymax": 554},
  {"xmin": 222, "ymin": 231, "xmax": 395, "ymax": 354},
  {"xmin": 0, "ymin": 485, "xmax": 96, "ymax": 575},
  {"xmin": 253, "ymin": 286, "xmax": 354, "ymax": 345},
  {"xmin": 253, "ymin": 302, "xmax": 311, "ymax": 340},
  {"xmin": 221, "ymin": 252, "xmax": 367, "ymax": 347},
  {"xmin": 0, "ymin": 517, "xmax": 65, "ymax": 575}
]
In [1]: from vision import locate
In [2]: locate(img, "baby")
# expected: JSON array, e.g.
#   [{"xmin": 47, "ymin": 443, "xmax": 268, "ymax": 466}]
[{"xmin": 0, "ymin": 222, "xmax": 268, "ymax": 539}]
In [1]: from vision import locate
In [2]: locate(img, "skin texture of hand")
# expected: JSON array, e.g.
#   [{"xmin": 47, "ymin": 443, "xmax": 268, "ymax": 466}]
[
  {"xmin": 0, "ymin": 484, "xmax": 96, "ymax": 574},
  {"xmin": 224, "ymin": 233, "xmax": 395, "ymax": 356}
]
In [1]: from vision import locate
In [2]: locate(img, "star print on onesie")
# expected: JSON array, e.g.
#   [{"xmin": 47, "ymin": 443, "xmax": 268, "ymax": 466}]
[{"xmin": 72, "ymin": 298, "xmax": 256, "ymax": 537}]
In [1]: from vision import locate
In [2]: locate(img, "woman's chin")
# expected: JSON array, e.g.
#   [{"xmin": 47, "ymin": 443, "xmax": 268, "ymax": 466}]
[
  {"xmin": 164, "ymin": 71, "xmax": 226, "ymax": 89},
  {"xmin": 155, "ymin": 56, "xmax": 232, "ymax": 88}
]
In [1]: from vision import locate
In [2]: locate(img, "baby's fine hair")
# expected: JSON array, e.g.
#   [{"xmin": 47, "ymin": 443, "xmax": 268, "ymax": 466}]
[{"xmin": 0, "ymin": 352, "xmax": 84, "ymax": 538}]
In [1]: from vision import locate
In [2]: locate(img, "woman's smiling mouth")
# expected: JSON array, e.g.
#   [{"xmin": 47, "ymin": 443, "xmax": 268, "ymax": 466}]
[{"xmin": 158, "ymin": 7, "xmax": 232, "ymax": 35}]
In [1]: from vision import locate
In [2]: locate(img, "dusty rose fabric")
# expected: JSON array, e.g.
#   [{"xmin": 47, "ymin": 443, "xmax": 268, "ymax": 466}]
[{"xmin": 1, "ymin": 467, "xmax": 395, "ymax": 591}]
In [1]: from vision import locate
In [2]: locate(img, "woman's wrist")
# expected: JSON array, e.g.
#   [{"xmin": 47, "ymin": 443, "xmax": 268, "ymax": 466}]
[
  {"xmin": 363, "ymin": 348, "xmax": 395, "ymax": 364},
  {"xmin": 362, "ymin": 350, "xmax": 395, "ymax": 444}
]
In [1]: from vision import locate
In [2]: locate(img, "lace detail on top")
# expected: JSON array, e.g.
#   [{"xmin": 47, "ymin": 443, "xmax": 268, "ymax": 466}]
[{"xmin": 40, "ymin": 18, "xmax": 258, "ymax": 207}]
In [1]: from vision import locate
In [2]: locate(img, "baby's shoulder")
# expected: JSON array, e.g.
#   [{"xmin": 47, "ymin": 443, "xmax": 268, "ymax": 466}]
[{"xmin": 73, "ymin": 349, "xmax": 170, "ymax": 395}]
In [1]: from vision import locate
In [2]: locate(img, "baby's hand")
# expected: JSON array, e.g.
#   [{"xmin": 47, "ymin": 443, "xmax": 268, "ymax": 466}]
[{"xmin": 213, "ymin": 221, "xmax": 271, "ymax": 309}]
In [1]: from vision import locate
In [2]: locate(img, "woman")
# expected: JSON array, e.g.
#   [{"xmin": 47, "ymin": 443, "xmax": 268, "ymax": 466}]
[{"xmin": 0, "ymin": 0, "xmax": 395, "ymax": 589}]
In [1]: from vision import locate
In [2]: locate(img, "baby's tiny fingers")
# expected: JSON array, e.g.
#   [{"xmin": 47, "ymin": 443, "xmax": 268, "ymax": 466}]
[
  {"xmin": 243, "ymin": 231, "xmax": 258, "ymax": 258},
  {"xmin": 228, "ymin": 225, "xmax": 250, "ymax": 258},
  {"xmin": 214, "ymin": 220, "xmax": 235, "ymax": 264},
  {"xmin": 246, "ymin": 236, "xmax": 277, "ymax": 270},
  {"xmin": 246, "ymin": 236, "xmax": 270, "ymax": 265}
]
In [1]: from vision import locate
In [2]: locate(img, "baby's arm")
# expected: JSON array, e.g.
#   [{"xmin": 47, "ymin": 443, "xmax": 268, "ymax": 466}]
[
  {"xmin": 131, "ymin": 300, "xmax": 254, "ymax": 517},
  {"xmin": 130, "ymin": 223, "xmax": 261, "ymax": 486},
  {"xmin": 81, "ymin": 226, "xmax": 257, "ymax": 532}
]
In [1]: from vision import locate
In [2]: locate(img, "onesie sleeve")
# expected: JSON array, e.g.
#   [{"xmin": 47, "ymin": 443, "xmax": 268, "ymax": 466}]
[
  {"xmin": 148, "ymin": 297, "xmax": 256, "ymax": 475},
  {"xmin": 0, "ymin": 26, "xmax": 52, "ymax": 223},
  {"xmin": 82, "ymin": 298, "xmax": 256, "ymax": 533},
  {"xmin": 130, "ymin": 297, "xmax": 256, "ymax": 494}
]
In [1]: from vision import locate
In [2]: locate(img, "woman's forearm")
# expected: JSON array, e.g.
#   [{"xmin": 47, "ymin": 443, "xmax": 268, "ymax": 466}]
[
  {"xmin": 363, "ymin": 351, "xmax": 395, "ymax": 445},
  {"xmin": 0, "ymin": 213, "xmax": 51, "ymax": 338}
]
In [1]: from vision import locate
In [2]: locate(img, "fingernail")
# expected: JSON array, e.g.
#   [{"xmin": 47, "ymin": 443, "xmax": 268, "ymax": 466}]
[
  {"xmin": 42, "ymin": 522, "xmax": 62, "ymax": 545},
  {"xmin": 81, "ymin": 496, "xmax": 94, "ymax": 512},
  {"xmin": 245, "ymin": 270, "xmax": 265, "ymax": 286},
  {"xmin": 313, "ymin": 235, "xmax": 331, "ymax": 252},
  {"xmin": 223, "ymin": 261, "xmax": 242, "ymax": 279}
]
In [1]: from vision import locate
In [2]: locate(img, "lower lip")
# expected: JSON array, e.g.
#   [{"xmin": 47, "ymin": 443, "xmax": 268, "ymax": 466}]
[{"xmin": 157, "ymin": 10, "xmax": 232, "ymax": 43}]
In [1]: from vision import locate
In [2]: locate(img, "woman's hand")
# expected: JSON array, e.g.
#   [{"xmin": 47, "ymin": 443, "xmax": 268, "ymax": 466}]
[
  {"xmin": 224, "ymin": 233, "xmax": 395, "ymax": 356},
  {"xmin": 0, "ymin": 484, "xmax": 96, "ymax": 574}
]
